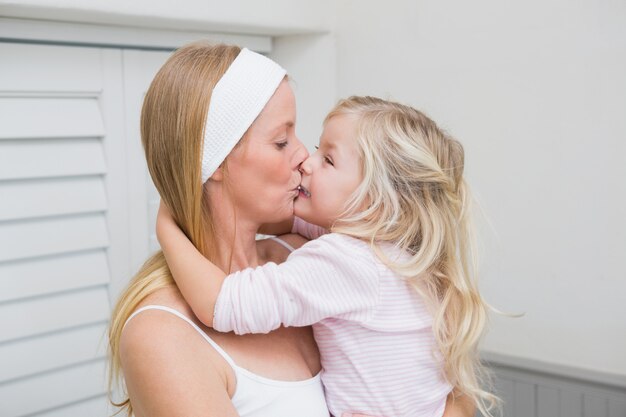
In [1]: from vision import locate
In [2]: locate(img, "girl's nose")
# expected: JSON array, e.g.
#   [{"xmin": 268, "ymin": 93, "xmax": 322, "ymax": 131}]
[{"xmin": 299, "ymin": 156, "xmax": 313, "ymax": 175}]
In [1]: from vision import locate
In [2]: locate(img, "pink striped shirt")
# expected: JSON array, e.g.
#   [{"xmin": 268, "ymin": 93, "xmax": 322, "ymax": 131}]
[{"xmin": 214, "ymin": 219, "xmax": 451, "ymax": 417}]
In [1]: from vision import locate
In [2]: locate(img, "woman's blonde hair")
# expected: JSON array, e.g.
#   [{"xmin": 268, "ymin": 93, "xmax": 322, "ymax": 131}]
[
  {"xmin": 107, "ymin": 42, "xmax": 241, "ymax": 416},
  {"xmin": 330, "ymin": 96, "xmax": 499, "ymax": 416}
]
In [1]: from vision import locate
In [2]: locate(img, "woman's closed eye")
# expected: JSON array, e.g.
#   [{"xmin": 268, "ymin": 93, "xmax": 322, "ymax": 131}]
[{"xmin": 275, "ymin": 140, "xmax": 289, "ymax": 149}]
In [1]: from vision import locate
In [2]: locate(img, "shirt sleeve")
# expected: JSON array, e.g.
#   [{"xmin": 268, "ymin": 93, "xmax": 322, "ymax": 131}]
[
  {"xmin": 213, "ymin": 234, "xmax": 380, "ymax": 335},
  {"xmin": 291, "ymin": 216, "xmax": 329, "ymax": 240}
]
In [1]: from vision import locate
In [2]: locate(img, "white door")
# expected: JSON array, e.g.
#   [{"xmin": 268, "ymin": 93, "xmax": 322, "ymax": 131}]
[{"xmin": 0, "ymin": 41, "xmax": 170, "ymax": 417}]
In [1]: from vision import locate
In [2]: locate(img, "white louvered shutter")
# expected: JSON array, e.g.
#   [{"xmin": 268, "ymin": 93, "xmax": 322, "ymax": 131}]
[{"xmin": 0, "ymin": 42, "xmax": 169, "ymax": 417}]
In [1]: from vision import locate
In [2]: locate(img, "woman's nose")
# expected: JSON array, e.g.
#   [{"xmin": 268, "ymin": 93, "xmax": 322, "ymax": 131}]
[{"xmin": 292, "ymin": 140, "xmax": 309, "ymax": 169}]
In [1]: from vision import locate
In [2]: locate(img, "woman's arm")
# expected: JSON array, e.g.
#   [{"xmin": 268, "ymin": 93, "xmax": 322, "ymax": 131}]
[{"xmin": 120, "ymin": 309, "xmax": 239, "ymax": 417}]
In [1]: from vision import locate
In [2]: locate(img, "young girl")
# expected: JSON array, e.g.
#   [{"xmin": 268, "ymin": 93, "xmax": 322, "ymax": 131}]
[{"xmin": 157, "ymin": 96, "xmax": 498, "ymax": 417}]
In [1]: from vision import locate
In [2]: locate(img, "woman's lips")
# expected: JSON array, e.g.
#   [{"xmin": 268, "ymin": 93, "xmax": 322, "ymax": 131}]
[{"xmin": 297, "ymin": 185, "xmax": 311, "ymax": 198}]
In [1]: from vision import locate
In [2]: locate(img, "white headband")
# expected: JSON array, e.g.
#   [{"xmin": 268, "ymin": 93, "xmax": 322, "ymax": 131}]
[{"xmin": 201, "ymin": 48, "xmax": 287, "ymax": 184}]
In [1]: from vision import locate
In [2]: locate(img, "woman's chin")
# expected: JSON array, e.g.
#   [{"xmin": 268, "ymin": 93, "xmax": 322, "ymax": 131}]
[{"xmin": 276, "ymin": 200, "xmax": 296, "ymax": 219}]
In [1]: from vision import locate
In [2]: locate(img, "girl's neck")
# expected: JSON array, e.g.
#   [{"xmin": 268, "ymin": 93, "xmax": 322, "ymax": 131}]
[{"xmin": 206, "ymin": 186, "xmax": 261, "ymax": 273}]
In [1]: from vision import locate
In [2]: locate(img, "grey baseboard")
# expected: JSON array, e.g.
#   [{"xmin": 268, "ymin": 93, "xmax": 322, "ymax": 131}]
[{"xmin": 477, "ymin": 352, "xmax": 626, "ymax": 417}]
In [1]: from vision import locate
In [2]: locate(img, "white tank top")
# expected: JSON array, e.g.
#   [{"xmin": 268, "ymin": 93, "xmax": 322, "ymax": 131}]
[
  {"xmin": 268, "ymin": 235, "xmax": 297, "ymax": 252},
  {"xmin": 124, "ymin": 239, "xmax": 328, "ymax": 417},
  {"xmin": 126, "ymin": 305, "xmax": 328, "ymax": 417}
]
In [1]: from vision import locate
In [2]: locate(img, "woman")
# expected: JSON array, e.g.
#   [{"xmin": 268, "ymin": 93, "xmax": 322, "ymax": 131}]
[{"xmin": 108, "ymin": 42, "xmax": 475, "ymax": 417}]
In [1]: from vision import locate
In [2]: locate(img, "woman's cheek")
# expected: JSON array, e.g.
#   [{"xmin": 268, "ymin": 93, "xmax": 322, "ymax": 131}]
[{"xmin": 276, "ymin": 163, "xmax": 294, "ymax": 184}]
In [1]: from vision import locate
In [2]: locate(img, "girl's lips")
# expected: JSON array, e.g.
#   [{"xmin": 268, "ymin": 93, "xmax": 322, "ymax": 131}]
[{"xmin": 297, "ymin": 185, "xmax": 311, "ymax": 198}]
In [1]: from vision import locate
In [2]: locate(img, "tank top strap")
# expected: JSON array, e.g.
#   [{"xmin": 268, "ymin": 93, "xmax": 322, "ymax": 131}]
[
  {"xmin": 125, "ymin": 304, "xmax": 238, "ymax": 369},
  {"xmin": 268, "ymin": 236, "xmax": 296, "ymax": 253}
]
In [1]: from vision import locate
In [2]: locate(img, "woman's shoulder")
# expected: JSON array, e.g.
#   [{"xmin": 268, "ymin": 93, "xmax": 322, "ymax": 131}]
[
  {"xmin": 135, "ymin": 285, "xmax": 190, "ymax": 312},
  {"xmin": 120, "ymin": 311, "xmax": 237, "ymax": 415},
  {"xmin": 121, "ymin": 288, "xmax": 204, "ymax": 357},
  {"xmin": 256, "ymin": 233, "xmax": 310, "ymax": 264},
  {"xmin": 122, "ymin": 287, "xmax": 217, "ymax": 357},
  {"xmin": 120, "ymin": 288, "xmax": 237, "ymax": 405},
  {"xmin": 121, "ymin": 286, "xmax": 226, "ymax": 373}
]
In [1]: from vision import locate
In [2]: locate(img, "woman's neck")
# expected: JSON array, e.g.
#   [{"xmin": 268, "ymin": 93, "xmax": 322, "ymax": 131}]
[
  {"xmin": 211, "ymin": 224, "xmax": 260, "ymax": 273},
  {"xmin": 206, "ymin": 186, "xmax": 261, "ymax": 273}
]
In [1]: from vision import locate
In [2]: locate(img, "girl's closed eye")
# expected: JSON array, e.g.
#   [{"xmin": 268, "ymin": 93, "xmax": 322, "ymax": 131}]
[{"xmin": 314, "ymin": 146, "xmax": 334, "ymax": 166}]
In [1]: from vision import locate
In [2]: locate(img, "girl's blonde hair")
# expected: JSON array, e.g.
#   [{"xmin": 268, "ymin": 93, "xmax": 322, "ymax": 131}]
[
  {"xmin": 107, "ymin": 42, "xmax": 241, "ymax": 416},
  {"xmin": 330, "ymin": 96, "xmax": 499, "ymax": 416}
]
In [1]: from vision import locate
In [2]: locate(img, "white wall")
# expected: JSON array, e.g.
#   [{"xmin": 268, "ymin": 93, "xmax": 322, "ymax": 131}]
[
  {"xmin": 3, "ymin": 0, "xmax": 624, "ymax": 380},
  {"xmin": 271, "ymin": 34, "xmax": 338, "ymax": 151},
  {"xmin": 0, "ymin": 0, "xmax": 331, "ymax": 34},
  {"xmin": 333, "ymin": 0, "xmax": 626, "ymax": 376}
]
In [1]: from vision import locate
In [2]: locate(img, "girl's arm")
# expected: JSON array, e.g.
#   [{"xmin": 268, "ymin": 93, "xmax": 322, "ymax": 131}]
[
  {"xmin": 156, "ymin": 201, "xmax": 227, "ymax": 327},
  {"xmin": 213, "ymin": 231, "xmax": 379, "ymax": 335},
  {"xmin": 157, "ymin": 202, "xmax": 379, "ymax": 334}
]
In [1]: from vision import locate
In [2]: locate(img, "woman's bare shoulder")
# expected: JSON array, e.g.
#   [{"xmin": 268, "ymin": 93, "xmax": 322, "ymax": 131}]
[
  {"xmin": 134, "ymin": 285, "xmax": 190, "ymax": 312},
  {"xmin": 120, "ymin": 288, "xmax": 237, "ymax": 416},
  {"xmin": 121, "ymin": 286, "xmax": 215, "ymax": 363},
  {"xmin": 121, "ymin": 289, "xmax": 207, "ymax": 367},
  {"xmin": 275, "ymin": 233, "xmax": 310, "ymax": 250},
  {"xmin": 257, "ymin": 233, "xmax": 310, "ymax": 264}
]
